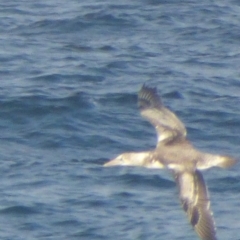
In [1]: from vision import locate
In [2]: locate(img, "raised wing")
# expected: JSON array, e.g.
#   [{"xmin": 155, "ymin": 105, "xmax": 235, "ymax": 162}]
[
  {"xmin": 138, "ymin": 85, "xmax": 186, "ymax": 144},
  {"xmin": 174, "ymin": 170, "xmax": 217, "ymax": 240}
]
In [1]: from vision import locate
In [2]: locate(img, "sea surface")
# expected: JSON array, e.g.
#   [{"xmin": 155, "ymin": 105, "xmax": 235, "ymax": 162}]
[{"xmin": 0, "ymin": 0, "xmax": 240, "ymax": 239}]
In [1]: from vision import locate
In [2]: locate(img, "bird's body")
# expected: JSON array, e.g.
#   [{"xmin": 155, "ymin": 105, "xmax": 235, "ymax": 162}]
[{"xmin": 104, "ymin": 85, "xmax": 235, "ymax": 240}]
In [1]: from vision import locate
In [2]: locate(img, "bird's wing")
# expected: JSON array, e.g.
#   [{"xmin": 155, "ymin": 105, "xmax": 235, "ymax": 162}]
[
  {"xmin": 174, "ymin": 170, "xmax": 217, "ymax": 240},
  {"xmin": 138, "ymin": 85, "xmax": 186, "ymax": 144}
]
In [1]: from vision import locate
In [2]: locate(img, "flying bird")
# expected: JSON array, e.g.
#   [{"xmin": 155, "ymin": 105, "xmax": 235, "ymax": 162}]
[{"xmin": 104, "ymin": 85, "xmax": 236, "ymax": 240}]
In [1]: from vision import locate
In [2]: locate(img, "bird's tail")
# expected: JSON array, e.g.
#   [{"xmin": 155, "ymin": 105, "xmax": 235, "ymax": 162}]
[
  {"xmin": 197, "ymin": 154, "xmax": 236, "ymax": 169},
  {"xmin": 216, "ymin": 155, "xmax": 236, "ymax": 168}
]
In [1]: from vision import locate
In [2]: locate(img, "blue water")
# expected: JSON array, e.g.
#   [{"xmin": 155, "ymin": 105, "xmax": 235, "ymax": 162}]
[{"xmin": 0, "ymin": 0, "xmax": 240, "ymax": 239}]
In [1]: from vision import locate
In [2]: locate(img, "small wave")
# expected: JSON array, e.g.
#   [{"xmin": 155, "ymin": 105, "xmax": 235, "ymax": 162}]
[
  {"xmin": 0, "ymin": 205, "xmax": 38, "ymax": 215},
  {"xmin": 54, "ymin": 219, "xmax": 80, "ymax": 227}
]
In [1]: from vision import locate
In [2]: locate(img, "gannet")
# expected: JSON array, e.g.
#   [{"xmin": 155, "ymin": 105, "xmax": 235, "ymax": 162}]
[{"xmin": 104, "ymin": 85, "xmax": 236, "ymax": 240}]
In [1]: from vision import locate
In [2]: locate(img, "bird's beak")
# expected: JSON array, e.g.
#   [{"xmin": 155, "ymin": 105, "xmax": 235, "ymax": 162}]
[{"xmin": 103, "ymin": 157, "xmax": 121, "ymax": 167}]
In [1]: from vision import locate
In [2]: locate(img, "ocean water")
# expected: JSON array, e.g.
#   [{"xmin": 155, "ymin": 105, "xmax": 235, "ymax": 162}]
[{"xmin": 0, "ymin": 0, "xmax": 240, "ymax": 239}]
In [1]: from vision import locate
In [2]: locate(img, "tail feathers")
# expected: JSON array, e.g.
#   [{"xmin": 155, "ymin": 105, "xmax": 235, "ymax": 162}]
[
  {"xmin": 198, "ymin": 154, "xmax": 236, "ymax": 170},
  {"xmin": 217, "ymin": 155, "xmax": 236, "ymax": 168}
]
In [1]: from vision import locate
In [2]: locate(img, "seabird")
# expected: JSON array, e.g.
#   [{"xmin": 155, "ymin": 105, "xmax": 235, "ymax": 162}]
[{"xmin": 104, "ymin": 85, "xmax": 236, "ymax": 240}]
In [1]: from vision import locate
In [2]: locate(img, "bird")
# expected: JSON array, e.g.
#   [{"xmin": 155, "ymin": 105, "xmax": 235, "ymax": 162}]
[{"xmin": 104, "ymin": 84, "xmax": 236, "ymax": 240}]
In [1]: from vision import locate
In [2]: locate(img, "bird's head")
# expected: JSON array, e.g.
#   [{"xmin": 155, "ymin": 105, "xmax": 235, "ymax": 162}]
[{"xmin": 104, "ymin": 152, "xmax": 150, "ymax": 167}]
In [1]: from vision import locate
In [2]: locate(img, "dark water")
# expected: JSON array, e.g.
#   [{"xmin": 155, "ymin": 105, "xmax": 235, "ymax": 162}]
[{"xmin": 0, "ymin": 0, "xmax": 240, "ymax": 239}]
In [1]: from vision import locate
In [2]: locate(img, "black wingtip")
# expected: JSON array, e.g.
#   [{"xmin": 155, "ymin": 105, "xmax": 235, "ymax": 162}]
[{"xmin": 138, "ymin": 84, "xmax": 162, "ymax": 109}]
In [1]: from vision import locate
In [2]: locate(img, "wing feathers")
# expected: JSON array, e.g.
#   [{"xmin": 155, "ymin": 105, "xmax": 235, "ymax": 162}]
[
  {"xmin": 138, "ymin": 85, "xmax": 162, "ymax": 110},
  {"xmin": 138, "ymin": 85, "xmax": 186, "ymax": 144},
  {"xmin": 175, "ymin": 170, "xmax": 217, "ymax": 240}
]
